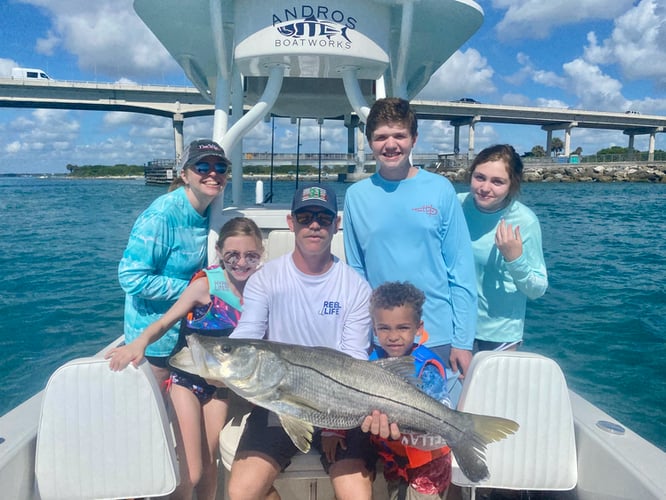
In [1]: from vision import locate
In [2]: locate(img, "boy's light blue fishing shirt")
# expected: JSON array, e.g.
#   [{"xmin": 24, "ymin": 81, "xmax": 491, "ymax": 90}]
[{"xmin": 344, "ymin": 169, "xmax": 477, "ymax": 351}]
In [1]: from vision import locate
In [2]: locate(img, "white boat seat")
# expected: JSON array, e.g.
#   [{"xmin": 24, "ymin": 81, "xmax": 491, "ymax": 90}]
[
  {"xmin": 35, "ymin": 357, "xmax": 179, "ymax": 500},
  {"xmin": 265, "ymin": 229, "xmax": 346, "ymax": 262},
  {"xmin": 451, "ymin": 351, "xmax": 577, "ymax": 498}
]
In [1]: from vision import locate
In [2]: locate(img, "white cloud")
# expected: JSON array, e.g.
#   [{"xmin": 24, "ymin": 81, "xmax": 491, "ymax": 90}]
[
  {"xmin": 562, "ymin": 58, "xmax": 628, "ymax": 111},
  {"xmin": 0, "ymin": 58, "xmax": 20, "ymax": 77},
  {"xmin": 531, "ymin": 69, "xmax": 567, "ymax": 88},
  {"xmin": 20, "ymin": 0, "xmax": 179, "ymax": 79},
  {"xmin": 503, "ymin": 0, "xmax": 666, "ymax": 113},
  {"xmin": 103, "ymin": 111, "xmax": 141, "ymax": 127},
  {"xmin": 35, "ymin": 30, "xmax": 60, "ymax": 56},
  {"xmin": 492, "ymin": 0, "xmax": 635, "ymax": 40},
  {"xmin": 416, "ymin": 49, "xmax": 495, "ymax": 101},
  {"xmin": 417, "ymin": 121, "xmax": 457, "ymax": 153},
  {"xmin": 501, "ymin": 93, "xmax": 532, "ymax": 106},
  {"xmin": 5, "ymin": 141, "xmax": 22, "ymax": 154},
  {"xmin": 583, "ymin": 0, "xmax": 666, "ymax": 85},
  {"xmin": 534, "ymin": 97, "xmax": 570, "ymax": 109}
]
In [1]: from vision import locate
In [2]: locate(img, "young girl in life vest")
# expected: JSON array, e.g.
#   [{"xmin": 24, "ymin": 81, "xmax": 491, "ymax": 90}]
[
  {"xmin": 369, "ymin": 281, "xmax": 453, "ymax": 500},
  {"xmin": 107, "ymin": 217, "xmax": 264, "ymax": 500}
]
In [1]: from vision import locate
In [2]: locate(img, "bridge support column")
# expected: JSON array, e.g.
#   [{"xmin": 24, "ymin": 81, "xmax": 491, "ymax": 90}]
[
  {"xmin": 623, "ymin": 126, "xmax": 662, "ymax": 162},
  {"xmin": 356, "ymin": 126, "xmax": 366, "ymax": 174},
  {"xmin": 173, "ymin": 113, "xmax": 184, "ymax": 165},
  {"xmin": 543, "ymin": 121, "xmax": 578, "ymax": 158},
  {"xmin": 450, "ymin": 116, "xmax": 479, "ymax": 158},
  {"xmin": 454, "ymin": 125, "xmax": 460, "ymax": 155},
  {"xmin": 468, "ymin": 121, "xmax": 476, "ymax": 158},
  {"xmin": 345, "ymin": 114, "xmax": 365, "ymax": 176},
  {"xmin": 345, "ymin": 114, "xmax": 358, "ymax": 155},
  {"xmin": 564, "ymin": 127, "xmax": 572, "ymax": 156},
  {"xmin": 627, "ymin": 134, "xmax": 635, "ymax": 160},
  {"xmin": 467, "ymin": 116, "xmax": 480, "ymax": 158}
]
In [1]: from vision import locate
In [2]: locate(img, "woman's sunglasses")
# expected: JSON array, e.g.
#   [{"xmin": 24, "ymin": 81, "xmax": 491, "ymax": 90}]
[{"xmin": 191, "ymin": 161, "xmax": 228, "ymax": 175}]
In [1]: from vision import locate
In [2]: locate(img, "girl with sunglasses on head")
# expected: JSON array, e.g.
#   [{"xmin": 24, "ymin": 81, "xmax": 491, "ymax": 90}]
[
  {"xmin": 118, "ymin": 139, "xmax": 230, "ymax": 389},
  {"xmin": 109, "ymin": 216, "xmax": 264, "ymax": 500}
]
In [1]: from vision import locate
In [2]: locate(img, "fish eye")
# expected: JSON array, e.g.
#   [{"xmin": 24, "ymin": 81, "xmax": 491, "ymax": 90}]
[{"xmin": 222, "ymin": 344, "xmax": 232, "ymax": 353}]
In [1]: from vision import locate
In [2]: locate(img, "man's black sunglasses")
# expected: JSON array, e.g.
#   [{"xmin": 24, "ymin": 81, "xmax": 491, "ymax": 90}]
[{"xmin": 293, "ymin": 210, "xmax": 335, "ymax": 227}]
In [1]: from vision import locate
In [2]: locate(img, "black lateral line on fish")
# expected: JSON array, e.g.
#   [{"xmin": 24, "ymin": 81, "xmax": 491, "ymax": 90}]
[{"xmin": 284, "ymin": 357, "xmax": 475, "ymax": 437}]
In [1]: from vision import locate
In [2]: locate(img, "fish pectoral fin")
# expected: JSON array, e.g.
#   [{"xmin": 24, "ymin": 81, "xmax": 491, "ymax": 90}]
[{"xmin": 278, "ymin": 415, "xmax": 314, "ymax": 453}]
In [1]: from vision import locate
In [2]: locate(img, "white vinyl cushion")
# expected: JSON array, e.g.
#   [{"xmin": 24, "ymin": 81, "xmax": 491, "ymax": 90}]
[
  {"xmin": 35, "ymin": 357, "xmax": 178, "ymax": 500},
  {"xmin": 452, "ymin": 351, "xmax": 577, "ymax": 491}
]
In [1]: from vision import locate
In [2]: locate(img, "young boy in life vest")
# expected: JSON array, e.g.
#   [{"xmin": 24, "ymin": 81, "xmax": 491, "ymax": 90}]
[{"xmin": 369, "ymin": 281, "xmax": 453, "ymax": 500}]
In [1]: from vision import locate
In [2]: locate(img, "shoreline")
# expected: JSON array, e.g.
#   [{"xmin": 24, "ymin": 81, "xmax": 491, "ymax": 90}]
[
  {"xmin": 438, "ymin": 163, "xmax": 666, "ymax": 183},
  {"xmin": 4, "ymin": 164, "xmax": 666, "ymax": 183}
]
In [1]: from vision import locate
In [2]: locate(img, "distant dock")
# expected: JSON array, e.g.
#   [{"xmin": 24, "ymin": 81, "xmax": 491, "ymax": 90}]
[{"xmin": 144, "ymin": 159, "xmax": 175, "ymax": 185}]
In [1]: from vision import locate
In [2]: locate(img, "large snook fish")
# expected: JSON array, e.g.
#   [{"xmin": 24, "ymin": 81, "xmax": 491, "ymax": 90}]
[{"xmin": 169, "ymin": 335, "xmax": 519, "ymax": 482}]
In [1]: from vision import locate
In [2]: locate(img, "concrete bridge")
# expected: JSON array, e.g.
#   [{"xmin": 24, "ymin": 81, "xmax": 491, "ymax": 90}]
[
  {"xmin": 0, "ymin": 78, "xmax": 212, "ymax": 162},
  {"xmin": 1, "ymin": 78, "xmax": 665, "ymax": 162},
  {"xmin": 412, "ymin": 100, "xmax": 666, "ymax": 162}
]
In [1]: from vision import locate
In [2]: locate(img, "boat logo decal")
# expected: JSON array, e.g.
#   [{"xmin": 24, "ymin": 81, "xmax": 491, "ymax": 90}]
[{"xmin": 274, "ymin": 15, "xmax": 353, "ymax": 48}]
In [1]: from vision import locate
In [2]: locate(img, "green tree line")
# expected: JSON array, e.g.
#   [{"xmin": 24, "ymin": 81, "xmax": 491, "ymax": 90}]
[
  {"xmin": 66, "ymin": 164, "xmax": 144, "ymax": 177},
  {"xmin": 526, "ymin": 140, "xmax": 665, "ymax": 160}
]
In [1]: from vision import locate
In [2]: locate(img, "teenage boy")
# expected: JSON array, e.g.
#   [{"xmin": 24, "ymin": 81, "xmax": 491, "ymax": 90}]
[{"xmin": 344, "ymin": 97, "xmax": 477, "ymax": 379}]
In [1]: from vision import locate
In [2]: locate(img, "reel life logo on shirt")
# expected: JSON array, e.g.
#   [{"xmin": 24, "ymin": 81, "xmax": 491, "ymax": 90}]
[{"xmin": 319, "ymin": 300, "xmax": 341, "ymax": 316}]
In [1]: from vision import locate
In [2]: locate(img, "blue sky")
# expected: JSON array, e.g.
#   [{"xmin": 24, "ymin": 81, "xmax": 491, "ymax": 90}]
[{"xmin": 1, "ymin": 0, "xmax": 665, "ymax": 174}]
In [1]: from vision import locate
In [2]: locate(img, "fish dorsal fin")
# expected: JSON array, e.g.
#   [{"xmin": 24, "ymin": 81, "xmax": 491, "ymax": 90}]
[
  {"xmin": 372, "ymin": 356, "xmax": 421, "ymax": 389},
  {"xmin": 278, "ymin": 414, "xmax": 314, "ymax": 453}
]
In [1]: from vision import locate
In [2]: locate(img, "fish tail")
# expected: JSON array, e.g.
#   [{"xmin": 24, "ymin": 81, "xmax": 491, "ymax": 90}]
[
  {"xmin": 471, "ymin": 413, "xmax": 519, "ymax": 443},
  {"xmin": 450, "ymin": 413, "xmax": 519, "ymax": 482}
]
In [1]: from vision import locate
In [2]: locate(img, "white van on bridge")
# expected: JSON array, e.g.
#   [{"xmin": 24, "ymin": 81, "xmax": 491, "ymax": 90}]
[{"xmin": 11, "ymin": 67, "xmax": 51, "ymax": 80}]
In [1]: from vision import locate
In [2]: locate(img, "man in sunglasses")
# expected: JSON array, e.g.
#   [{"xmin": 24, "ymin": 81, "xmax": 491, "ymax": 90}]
[{"xmin": 227, "ymin": 183, "xmax": 376, "ymax": 500}]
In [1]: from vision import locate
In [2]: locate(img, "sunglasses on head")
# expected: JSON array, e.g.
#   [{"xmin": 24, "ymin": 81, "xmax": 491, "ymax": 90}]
[
  {"xmin": 191, "ymin": 161, "xmax": 228, "ymax": 175},
  {"xmin": 293, "ymin": 210, "xmax": 335, "ymax": 227},
  {"xmin": 222, "ymin": 251, "xmax": 262, "ymax": 268}
]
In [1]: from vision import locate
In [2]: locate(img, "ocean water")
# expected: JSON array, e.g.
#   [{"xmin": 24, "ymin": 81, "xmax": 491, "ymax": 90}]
[{"xmin": 0, "ymin": 176, "xmax": 664, "ymax": 452}]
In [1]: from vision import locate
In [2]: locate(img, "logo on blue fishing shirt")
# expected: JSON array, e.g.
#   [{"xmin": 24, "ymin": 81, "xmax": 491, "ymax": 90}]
[
  {"xmin": 412, "ymin": 204, "xmax": 438, "ymax": 216},
  {"xmin": 319, "ymin": 300, "xmax": 341, "ymax": 316}
]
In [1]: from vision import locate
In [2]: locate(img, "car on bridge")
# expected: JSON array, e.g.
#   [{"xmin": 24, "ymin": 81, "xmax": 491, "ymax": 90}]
[
  {"xmin": 454, "ymin": 97, "xmax": 480, "ymax": 104},
  {"xmin": 11, "ymin": 67, "xmax": 51, "ymax": 81}
]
